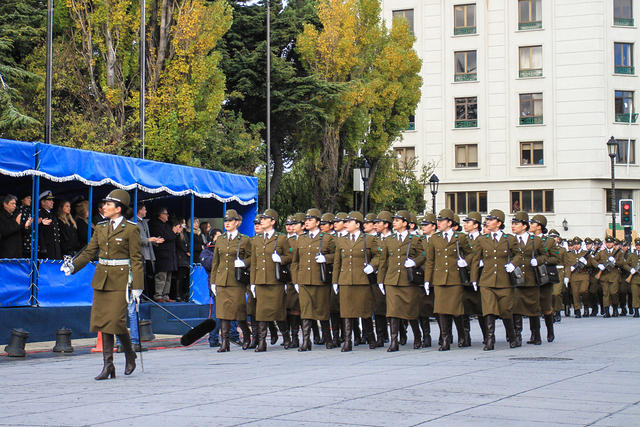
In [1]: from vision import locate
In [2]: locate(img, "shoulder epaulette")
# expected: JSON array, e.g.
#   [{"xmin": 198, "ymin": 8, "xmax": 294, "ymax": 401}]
[
  {"xmin": 97, "ymin": 220, "xmax": 108, "ymax": 226},
  {"xmin": 126, "ymin": 220, "xmax": 136, "ymax": 225}
]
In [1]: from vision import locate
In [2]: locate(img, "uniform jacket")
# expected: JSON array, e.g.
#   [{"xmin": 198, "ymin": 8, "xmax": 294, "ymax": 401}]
[
  {"xmin": 623, "ymin": 251, "xmax": 640, "ymax": 285},
  {"xmin": 250, "ymin": 231, "xmax": 292, "ymax": 285},
  {"xmin": 424, "ymin": 231, "xmax": 473, "ymax": 286},
  {"xmin": 332, "ymin": 232, "xmax": 378, "ymax": 286},
  {"xmin": 590, "ymin": 248, "xmax": 624, "ymax": 282},
  {"xmin": 73, "ymin": 220, "xmax": 144, "ymax": 291},
  {"xmin": 292, "ymin": 231, "xmax": 335, "ymax": 285},
  {"xmin": 210, "ymin": 232, "xmax": 251, "ymax": 287},
  {"xmin": 514, "ymin": 234, "xmax": 546, "ymax": 287},
  {"xmin": 377, "ymin": 233, "xmax": 425, "ymax": 286},
  {"xmin": 38, "ymin": 207, "xmax": 61, "ymax": 259},
  {"xmin": 564, "ymin": 249, "xmax": 591, "ymax": 280},
  {"xmin": 470, "ymin": 232, "xmax": 524, "ymax": 288}
]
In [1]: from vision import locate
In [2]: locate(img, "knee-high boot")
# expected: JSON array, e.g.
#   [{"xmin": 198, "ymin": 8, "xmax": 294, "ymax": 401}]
[
  {"xmin": 526, "ymin": 316, "xmax": 541, "ymax": 345},
  {"xmin": 483, "ymin": 315, "xmax": 495, "ymax": 351},
  {"xmin": 363, "ymin": 317, "xmax": 376, "ymax": 349},
  {"xmin": 512, "ymin": 314, "xmax": 523, "ymax": 347},
  {"xmin": 502, "ymin": 317, "xmax": 519, "ymax": 348},
  {"xmin": 268, "ymin": 321, "xmax": 279, "ymax": 345},
  {"xmin": 95, "ymin": 333, "xmax": 116, "ymax": 380},
  {"xmin": 399, "ymin": 319, "xmax": 408, "ymax": 345},
  {"xmin": 478, "ymin": 315, "xmax": 487, "ymax": 345},
  {"xmin": 387, "ymin": 317, "xmax": 399, "ymax": 352},
  {"xmin": 353, "ymin": 318, "xmax": 362, "ymax": 346},
  {"xmin": 249, "ymin": 318, "xmax": 258, "ymax": 349},
  {"xmin": 420, "ymin": 317, "xmax": 431, "ymax": 347},
  {"xmin": 117, "ymin": 332, "xmax": 137, "ymax": 375},
  {"xmin": 217, "ymin": 320, "xmax": 230, "ymax": 352},
  {"xmin": 321, "ymin": 320, "xmax": 336, "ymax": 349},
  {"xmin": 330, "ymin": 313, "xmax": 341, "ymax": 347},
  {"xmin": 289, "ymin": 315, "xmax": 300, "ymax": 348},
  {"xmin": 439, "ymin": 315, "xmax": 452, "ymax": 351},
  {"xmin": 453, "ymin": 316, "xmax": 465, "ymax": 347},
  {"xmin": 544, "ymin": 314, "xmax": 555, "ymax": 342},
  {"xmin": 255, "ymin": 322, "xmax": 267, "ymax": 352},
  {"xmin": 239, "ymin": 320, "xmax": 251, "ymax": 350},
  {"xmin": 375, "ymin": 315, "xmax": 387, "ymax": 348},
  {"xmin": 409, "ymin": 319, "xmax": 422, "ymax": 349},
  {"xmin": 276, "ymin": 320, "xmax": 291, "ymax": 349},
  {"xmin": 298, "ymin": 319, "xmax": 312, "ymax": 352},
  {"xmin": 341, "ymin": 318, "xmax": 353, "ymax": 352},
  {"xmin": 312, "ymin": 320, "xmax": 323, "ymax": 345}
]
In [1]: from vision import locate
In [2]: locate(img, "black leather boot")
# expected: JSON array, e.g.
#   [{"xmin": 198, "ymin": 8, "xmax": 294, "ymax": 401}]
[
  {"xmin": 439, "ymin": 315, "xmax": 452, "ymax": 351},
  {"xmin": 544, "ymin": 314, "xmax": 555, "ymax": 342},
  {"xmin": 612, "ymin": 304, "xmax": 619, "ymax": 317},
  {"xmin": 634, "ymin": 308, "xmax": 639, "ymax": 318},
  {"xmin": 513, "ymin": 314, "xmax": 523, "ymax": 347},
  {"xmin": 353, "ymin": 318, "xmax": 362, "ymax": 346},
  {"xmin": 420, "ymin": 317, "xmax": 431, "ymax": 347},
  {"xmin": 255, "ymin": 322, "xmax": 267, "ymax": 352},
  {"xmin": 399, "ymin": 319, "xmax": 408, "ymax": 345},
  {"xmin": 462, "ymin": 315, "xmax": 471, "ymax": 347},
  {"xmin": 217, "ymin": 320, "xmax": 230, "ymax": 353},
  {"xmin": 575, "ymin": 309, "xmax": 582, "ymax": 318},
  {"xmin": 312, "ymin": 320, "xmax": 323, "ymax": 345},
  {"xmin": 248, "ymin": 319, "xmax": 258, "ymax": 349},
  {"xmin": 387, "ymin": 317, "xmax": 399, "ymax": 352},
  {"xmin": 603, "ymin": 306, "xmax": 611, "ymax": 318},
  {"xmin": 239, "ymin": 320, "xmax": 251, "ymax": 350},
  {"xmin": 363, "ymin": 317, "xmax": 376, "ymax": 349},
  {"xmin": 526, "ymin": 316, "xmax": 541, "ymax": 345},
  {"xmin": 95, "ymin": 333, "xmax": 116, "ymax": 380},
  {"xmin": 453, "ymin": 316, "xmax": 465, "ymax": 347},
  {"xmin": 341, "ymin": 318, "xmax": 353, "ymax": 352},
  {"xmin": 483, "ymin": 315, "xmax": 495, "ymax": 351},
  {"xmin": 321, "ymin": 320, "xmax": 336, "ymax": 349},
  {"xmin": 298, "ymin": 319, "xmax": 312, "ymax": 352},
  {"xmin": 289, "ymin": 315, "xmax": 300, "ymax": 348},
  {"xmin": 478, "ymin": 315, "xmax": 487, "ymax": 345},
  {"xmin": 331, "ymin": 313, "xmax": 341, "ymax": 347},
  {"xmin": 269, "ymin": 321, "xmax": 279, "ymax": 345},
  {"xmin": 276, "ymin": 321, "xmax": 291, "ymax": 349},
  {"xmin": 117, "ymin": 333, "xmax": 137, "ymax": 375},
  {"xmin": 409, "ymin": 319, "xmax": 422, "ymax": 349},
  {"xmin": 503, "ymin": 318, "xmax": 519, "ymax": 348},
  {"xmin": 375, "ymin": 315, "xmax": 387, "ymax": 348}
]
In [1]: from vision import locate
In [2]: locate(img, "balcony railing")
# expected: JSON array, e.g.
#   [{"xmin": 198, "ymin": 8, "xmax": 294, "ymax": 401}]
[
  {"xmin": 454, "ymin": 26, "xmax": 476, "ymax": 35},
  {"xmin": 454, "ymin": 72, "xmax": 477, "ymax": 82},
  {"xmin": 615, "ymin": 65, "xmax": 635, "ymax": 75},
  {"xmin": 520, "ymin": 116, "xmax": 543, "ymax": 125},
  {"xmin": 518, "ymin": 20, "xmax": 542, "ymax": 30},
  {"xmin": 615, "ymin": 113, "xmax": 639, "ymax": 123},
  {"xmin": 519, "ymin": 69, "xmax": 543, "ymax": 78},
  {"xmin": 455, "ymin": 119, "xmax": 478, "ymax": 128},
  {"xmin": 614, "ymin": 17, "xmax": 634, "ymax": 26}
]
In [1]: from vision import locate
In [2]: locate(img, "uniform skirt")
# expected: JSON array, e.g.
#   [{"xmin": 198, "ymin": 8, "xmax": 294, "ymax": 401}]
[
  {"xmin": 539, "ymin": 283, "xmax": 553, "ymax": 312},
  {"xmin": 480, "ymin": 286, "xmax": 513, "ymax": 318},
  {"xmin": 462, "ymin": 286, "xmax": 482, "ymax": 315},
  {"xmin": 90, "ymin": 290, "xmax": 128, "ymax": 334},
  {"xmin": 434, "ymin": 285, "xmax": 465, "ymax": 316},
  {"xmin": 371, "ymin": 283, "xmax": 387, "ymax": 315},
  {"xmin": 255, "ymin": 284, "xmax": 286, "ymax": 322},
  {"xmin": 419, "ymin": 289, "xmax": 434, "ymax": 317},
  {"xmin": 339, "ymin": 285, "xmax": 373, "ymax": 318},
  {"xmin": 513, "ymin": 286, "xmax": 541, "ymax": 317},
  {"xmin": 386, "ymin": 285, "xmax": 420, "ymax": 320},
  {"xmin": 285, "ymin": 284, "xmax": 301, "ymax": 313},
  {"xmin": 216, "ymin": 284, "xmax": 247, "ymax": 320},
  {"xmin": 246, "ymin": 286, "xmax": 256, "ymax": 317},
  {"xmin": 299, "ymin": 285, "xmax": 331, "ymax": 320},
  {"xmin": 330, "ymin": 290, "xmax": 340, "ymax": 313}
]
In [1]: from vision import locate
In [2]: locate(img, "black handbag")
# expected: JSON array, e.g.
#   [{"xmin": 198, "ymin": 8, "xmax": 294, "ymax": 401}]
[
  {"xmin": 456, "ymin": 240, "xmax": 470, "ymax": 285},
  {"xmin": 506, "ymin": 237, "xmax": 525, "ymax": 287},
  {"xmin": 318, "ymin": 234, "xmax": 332, "ymax": 284},
  {"xmin": 405, "ymin": 238, "xmax": 424, "ymax": 286},
  {"xmin": 234, "ymin": 235, "xmax": 250, "ymax": 285},
  {"xmin": 531, "ymin": 237, "xmax": 559, "ymax": 286},
  {"xmin": 363, "ymin": 234, "xmax": 377, "ymax": 285},
  {"xmin": 272, "ymin": 234, "xmax": 291, "ymax": 283}
]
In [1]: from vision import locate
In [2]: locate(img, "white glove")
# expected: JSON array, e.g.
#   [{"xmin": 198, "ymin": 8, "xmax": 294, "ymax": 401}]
[
  {"xmin": 60, "ymin": 264, "xmax": 73, "ymax": 276},
  {"xmin": 457, "ymin": 259, "xmax": 468, "ymax": 268},
  {"xmin": 505, "ymin": 263, "xmax": 515, "ymax": 273},
  {"xmin": 424, "ymin": 282, "xmax": 430, "ymax": 295},
  {"xmin": 315, "ymin": 254, "xmax": 326, "ymax": 263},
  {"xmin": 478, "ymin": 260, "xmax": 484, "ymax": 267},
  {"xmin": 570, "ymin": 266, "xmax": 575, "ymax": 272},
  {"xmin": 472, "ymin": 282, "xmax": 478, "ymax": 292},
  {"xmin": 284, "ymin": 285, "xmax": 287, "ymax": 294},
  {"xmin": 530, "ymin": 258, "xmax": 538, "ymax": 267},
  {"xmin": 131, "ymin": 289, "xmax": 143, "ymax": 303},
  {"xmin": 579, "ymin": 257, "xmax": 587, "ymax": 264},
  {"xmin": 250, "ymin": 284, "xmax": 256, "ymax": 297},
  {"xmin": 608, "ymin": 256, "xmax": 615, "ymax": 263},
  {"xmin": 333, "ymin": 283, "xmax": 339, "ymax": 294},
  {"xmin": 294, "ymin": 284, "xmax": 299, "ymax": 293},
  {"xmin": 234, "ymin": 258, "xmax": 246, "ymax": 268},
  {"xmin": 378, "ymin": 283, "xmax": 385, "ymax": 295},
  {"xmin": 404, "ymin": 258, "xmax": 416, "ymax": 268},
  {"xmin": 563, "ymin": 277, "xmax": 569, "ymax": 286},
  {"xmin": 210, "ymin": 284, "xmax": 217, "ymax": 296},
  {"xmin": 363, "ymin": 264, "xmax": 374, "ymax": 275},
  {"xmin": 271, "ymin": 253, "xmax": 282, "ymax": 263},
  {"xmin": 598, "ymin": 264, "xmax": 605, "ymax": 271},
  {"xmin": 630, "ymin": 268, "xmax": 636, "ymax": 275}
]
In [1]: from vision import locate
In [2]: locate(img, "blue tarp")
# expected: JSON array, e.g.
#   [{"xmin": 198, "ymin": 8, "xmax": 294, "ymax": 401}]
[
  {"xmin": 0, "ymin": 260, "xmax": 31, "ymax": 307},
  {"xmin": 37, "ymin": 260, "xmax": 95, "ymax": 307},
  {"xmin": 191, "ymin": 265, "xmax": 211, "ymax": 305}
]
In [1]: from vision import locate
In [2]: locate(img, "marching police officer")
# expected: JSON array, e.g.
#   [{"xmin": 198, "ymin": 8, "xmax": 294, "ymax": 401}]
[
  {"xmin": 564, "ymin": 237, "xmax": 591, "ymax": 318},
  {"xmin": 461, "ymin": 211, "xmax": 486, "ymax": 345},
  {"xmin": 285, "ymin": 213, "xmax": 305, "ymax": 348},
  {"xmin": 62, "ymin": 189, "xmax": 143, "ymax": 380},
  {"xmin": 372, "ymin": 210, "xmax": 393, "ymax": 346},
  {"xmin": 624, "ymin": 238, "xmax": 640, "ymax": 317},
  {"xmin": 591, "ymin": 236, "xmax": 624, "ymax": 317}
]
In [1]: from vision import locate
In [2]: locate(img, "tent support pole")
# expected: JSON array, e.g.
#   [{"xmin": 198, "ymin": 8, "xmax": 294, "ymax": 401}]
[
  {"xmin": 189, "ymin": 194, "xmax": 195, "ymax": 300},
  {"xmin": 87, "ymin": 187, "xmax": 93, "ymax": 241},
  {"xmin": 30, "ymin": 174, "xmax": 40, "ymax": 306},
  {"xmin": 133, "ymin": 188, "xmax": 139, "ymax": 224}
]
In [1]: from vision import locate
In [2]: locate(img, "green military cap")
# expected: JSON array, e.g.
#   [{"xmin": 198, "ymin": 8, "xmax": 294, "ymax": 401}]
[
  {"xmin": 615, "ymin": 239, "xmax": 623, "ymax": 245},
  {"xmin": 463, "ymin": 211, "xmax": 482, "ymax": 224},
  {"xmin": 103, "ymin": 189, "xmax": 130, "ymax": 207},
  {"xmin": 622, "ymin": 240, "xmax": 630, "ymax": 247},
  {"xmin": 261, "ymin": 208, "xmax": 278, "ymax": 221},
  {"xmin": 512, "ymin": 211, "xmax": 529, "ymax": 224},
  {"xmin": 421, "ymin": 212, "xmax": 437, "ymax": 225},
  {"xmin": 486, "ymin": 209, "xmax": 505, "ymax": 223},
  {"xmin": 305, "ymin": 208, "xmax": 322, "ymax": 220},
  {"xmin": 294, "ymin": 212, "xmax": 306, "ymax": 223},
  {"xmin": 346, "ymin": 211, "xmax": 364, "ymax": 223},
  {"xmin": 571, "ymin": 236, "xmax": 582, "ymax": 245},
  {"xmin": 409, "ymin": 212, "xmax": 418, "ymax": 225},
  {"xmin": 320, "ymin": 212, "xmax": 334, "ymax": 224},
  {"xmin": 548, "ymin": 229, "xmax": 560, "ymax": 238},
  {"xmin": 452, "ymin": 213, "xmax": 460, "ymax": 225},
  {"xmin": 634, "ymin": 237, "xmax": 640, "ymax": 245},
  {"xmin": 334, "ymin": 212, "xmax": 348, "ymax": 222},
  {"xmin": 393, "ymin": 210, "xmax": 410, "ymax": 222},
  {"xmin": 529, "ymin": 214, "xmax": 547, "ymax": 228},
  {"xmin": 364, "ymin": 213, "xmax": 377, "ymax": 223},
  {"xmin": 285, "ymin": 215, "xmax": 296, "ymax": 225},
  {"xmin": 604, "ymin": 236, "xmax": 615, "ymax": 243},
  {"xmin": 437, "ymin": 208, "xmax": 455, "ymax": 222},
  {"xmin": 584, "ymin": 237, "xmax": 593, "ymax": 244},
  {"xmin": 223, "ymin": 209, "xmax": 241, "ymax": 221},
  {"xmin": 253, "ymin": 216, "xmax": 260, "ymax": 225},
  {"xmin": 375, "ymin": 210, "xmax": 393, "ymax": 223},
  {"xmin": 593, "ymin": 238, "xmax": 602, "ymax": 244}
]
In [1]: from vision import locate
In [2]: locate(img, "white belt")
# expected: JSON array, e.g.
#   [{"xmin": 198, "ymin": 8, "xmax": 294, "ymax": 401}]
[
  {"xmin": 99, "ymin": 258, "xmax": 131, "ymax": 266},
  {"xmin": 556, "ymin": 266, "xmax": 564, "ymax": 269}
]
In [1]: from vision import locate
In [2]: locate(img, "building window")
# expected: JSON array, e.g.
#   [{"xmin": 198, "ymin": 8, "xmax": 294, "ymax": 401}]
[
  {"xmin": 520, "ymin": 141, "xmax": 544, "ymax": 165},
  {"xmin": 614, "ymin": 0, "xmax": 634, "ymax": 26},
  {"xmin": 519, "ymin": 93, "xmax": 543, "ymax": 125},
  {"xmin": 615, "ymin": 43, "xmax": 635, "ymax": 74},
  {"xmin": 518, "ymin": 0, "xmax": 542, "ymax": 30},
  {"xmin": 394, "ymin": 146, "xmax": 415, "ymax": 168},
  {"xmin": 446, "ymin": 191, "xmax": 487, "ymax": 214},
  {"xmin": 510, "ymin": 190, "xmax": 554, "ymax": 213},
  {"xmin": 606, "ymin": 189, "xmax": 633, "ymax": 212},
  {"xmin": 519, "ymin": 46, "xmax": 543, "ymax": 77},
  {"xmin": 455, "ymin": 97, "xmax": 478, "ymax": 128},
  {"xmin": 455, "ymin": 50, "xmax": 477, "ymax": 81},
  {"xmin": 615, "ymin": 90, "xmax": 637, "ymax": 123},
  {"xmin": 455, "ymin": 144, "xmax": 478, "ymax": 168},
  {"xmin": 615, "ymin": 139, "xmax": 636, "ymax": 164},
  {"xmin": 393, "ymin": 9, "xmax": 414, "ymax": 35},
  {"xmin": 454, "ymin": 4, "xmax": 476, "ymax": 35},
  {"xmin": 406, "ymin": 114, "xmax": 415, "ymax": 131}
]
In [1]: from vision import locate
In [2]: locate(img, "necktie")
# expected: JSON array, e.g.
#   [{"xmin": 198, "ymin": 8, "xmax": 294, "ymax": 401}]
[
  {"xmin": 493, "ymin": 233, "xmax": 498, "ymax": 242},
  {"xmin": 520, "ymin": 237, "xmax": 525, "ymax": 245},
  {"xmin": 351, "ymin": 234, "xmax": 355, "ymax": 242}
]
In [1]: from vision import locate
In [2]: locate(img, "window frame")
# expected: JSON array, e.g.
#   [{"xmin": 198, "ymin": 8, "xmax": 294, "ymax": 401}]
[
  {"xmin": 392, "ymin": 9, "xmax": 415, "ymax": 35},
  {"xmin": 454, "ymin": 50, "xmax": 478, "ymax": 81},
  {"xmin": 445, "ymin": 191, "xmax": 488, "ymax": 214},
  {"xmin": 615, "ymin": 90, "xmax": 637, "ymax": 123},
  {"xmin": 518, "ymin": 0, "xmax": 542, "ymax": 29},
  {"xmin": 519, "ymin": 93, "xmax": 543, "ymax": 125},
  {"xmin": 394, "ymin": 146, "xmax": 416, "ymax": 168},
  {"xmin": 510, "ymin": 189, "xmax": 554, "ymax": 213},
  {"xmin": 455, "ymin": 144, "xmax": 479, "ymax": 168},
  {"xmin": 454, "ymin": 4, "xmax": 477, "ymax": 35},
  {"xmin": 520, "ymin": 141, "xmax": 544, "ymax": 166},
  {"xmin": 519, "ymin": 45, "xmax": 543, "ymax": 77},
  {"xmin": 614, "ymin": 0, "xmax": 634, "ymax": 26},
  {"xmin": 615, "ymin": 139, "xmax": 636, "ymax": 164},
  {"xmin": 455, "ymin": 96, "xmax": 478, "ymax": 128}
]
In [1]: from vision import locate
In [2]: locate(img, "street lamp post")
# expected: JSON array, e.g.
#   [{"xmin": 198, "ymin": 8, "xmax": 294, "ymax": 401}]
[
  {"xmin": 360, "ymin": 159, "xmax": 371, "ymax": 215},
  {"xmin": 607, "ymin": 136, "xmax": 618, "ymax": 238},
  {"xmin": 429, "ymin": 174, "xmax": 439, "ymax": 214}
]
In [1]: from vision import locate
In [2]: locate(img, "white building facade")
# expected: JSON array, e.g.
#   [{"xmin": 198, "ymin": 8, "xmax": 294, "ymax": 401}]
[{"xmin": 381, "ymin": 0, "xmax": 640, "ymax": 238}]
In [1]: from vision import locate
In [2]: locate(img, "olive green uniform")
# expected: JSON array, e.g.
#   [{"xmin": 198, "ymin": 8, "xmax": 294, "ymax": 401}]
[
  {"xmin": 591, "ymin": 248, "xmax": 624, "ymax": 311},
  {"xmin": 564, "ymin": 249, "xmax": 591, "ymax": 312},
  {"xmin": 210, "ymin": 233, "xmax": 251, "ymax": 320},
  {"xmin": 623, "ymin": 251, "xmax": 640, "ymax": 312}
]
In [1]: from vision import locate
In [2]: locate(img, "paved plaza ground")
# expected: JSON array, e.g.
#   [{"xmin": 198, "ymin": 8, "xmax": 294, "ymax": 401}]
[{"xmin": 1, "ymin": 315, "xmax": 639, "ymax": 426}]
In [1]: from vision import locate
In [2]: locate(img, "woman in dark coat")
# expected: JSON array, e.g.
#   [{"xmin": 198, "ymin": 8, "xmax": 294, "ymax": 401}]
[
  {"xmin": 149, "ymin": 208, "xmax": 179, "ymax": 302},
  {"xmin": 57, "ymin": 200, "xmax": 81, "ymax": 256}
]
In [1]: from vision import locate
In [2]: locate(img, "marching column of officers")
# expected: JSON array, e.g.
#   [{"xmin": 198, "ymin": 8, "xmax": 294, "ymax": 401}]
[{"xmin": 208, "ymin": 207, "xmax": 640, "ymax": 353}]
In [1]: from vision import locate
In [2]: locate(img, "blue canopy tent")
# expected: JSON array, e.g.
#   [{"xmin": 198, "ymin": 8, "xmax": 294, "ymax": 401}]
[{"xmin": 0, "ymin": 138, "xmax": 258, "ymax": 309}]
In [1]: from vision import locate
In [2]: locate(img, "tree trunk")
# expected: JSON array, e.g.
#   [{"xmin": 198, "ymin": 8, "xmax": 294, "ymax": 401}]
[{"xmin": 313, "ymin": 126, "xmax": 341, "ymax": 211}]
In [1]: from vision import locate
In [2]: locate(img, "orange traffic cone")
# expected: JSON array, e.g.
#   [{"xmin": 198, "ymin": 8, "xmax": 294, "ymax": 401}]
[{"xmin": 91, "ymin": 332, "xmax": 104, "ymax": 353}]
